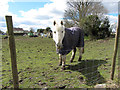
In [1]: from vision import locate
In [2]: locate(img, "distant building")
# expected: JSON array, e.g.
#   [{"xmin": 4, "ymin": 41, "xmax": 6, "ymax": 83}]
[
  {"xmin": 13, "ymin": 28, "xmax": 28, "ymax": 35},
  {"xmin": 24, "ymin": 30, "xmax": 29, "ymax": 34}
]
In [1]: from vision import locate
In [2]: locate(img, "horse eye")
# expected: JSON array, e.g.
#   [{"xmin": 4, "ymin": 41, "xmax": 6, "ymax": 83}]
[
  {"xmin": 61, "ymin": 31, "xmax": 63, "ymax": 33},
  {"xmin": 54, "ymin": 31, "xmax": 56, "ymax": 34}
]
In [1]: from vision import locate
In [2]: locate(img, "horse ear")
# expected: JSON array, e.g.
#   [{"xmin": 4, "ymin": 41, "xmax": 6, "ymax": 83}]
[
  {"xmin": 61, "ymin": 21, "xmax": 63, "ymax": 25},
  {"xmin": 53, "ymin": 21, "xmax": 56, "ymax": 26}
]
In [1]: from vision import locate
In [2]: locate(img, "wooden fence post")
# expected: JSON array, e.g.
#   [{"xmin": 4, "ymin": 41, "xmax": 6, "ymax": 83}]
[
  {"xmin": 111, "ymin": 15, "xmax": 120, "ymax": 80},
  {"xmin": 5, "ymin": 16, "xmax": 19, "ymax": 88},
  {"xmin": 0, "ymin": 27, "xmax": 2, "ymax": 89}
]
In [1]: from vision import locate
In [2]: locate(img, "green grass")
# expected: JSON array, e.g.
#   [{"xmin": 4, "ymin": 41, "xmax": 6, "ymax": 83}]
[{"xmin": 1, "ymin": 36, "xmax": 118, "ymax": 88}]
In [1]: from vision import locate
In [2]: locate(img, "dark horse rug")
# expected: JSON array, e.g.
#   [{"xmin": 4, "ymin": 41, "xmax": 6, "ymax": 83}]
[{"xmin": 57, "ymin": 27, "xmax": 84, "ymax": 55}]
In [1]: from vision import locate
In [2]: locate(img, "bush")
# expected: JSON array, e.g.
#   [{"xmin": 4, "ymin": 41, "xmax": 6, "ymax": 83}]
[{"xmin": 83, "ymin": 15, "xmax": 111, "ymax": 40}]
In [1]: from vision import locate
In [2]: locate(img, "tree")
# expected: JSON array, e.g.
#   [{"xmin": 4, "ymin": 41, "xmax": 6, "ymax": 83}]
[
  {"xmin": 44, "ymin": 27, "xmax": 52, "ymax": 34},
  {"xmin": 46, "ymin": 27, "xmax": 51, "ymax": 32},
  {"xmin": 100, "ymin": 17, "xmax": 111, "ymax": 38},
  {"xmin": 37, "ymin": 27, "xmax": 51, "ymax": 34},
  {"xmin": 30, "ymin": 28, "xmax": 34, "ymax": 33},
  {"xmin": 64, "ymin": 0, "xmax": 108, "ymax": 28},
  {"xmin": 83, "ymin": 15, "xmax": 111, "ymax": 39},
  {"xmin": 83, "ymin": 15, "xmax": 101, "ymax": 39},
  {"xmin": 37, "ymin": 29, "xmax": 45, "ymax": 33}
]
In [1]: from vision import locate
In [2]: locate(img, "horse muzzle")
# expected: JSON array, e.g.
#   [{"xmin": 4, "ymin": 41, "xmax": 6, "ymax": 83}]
[{"xmin": 56, "ymin": 44, "xmax": 63, "ymax": 49}]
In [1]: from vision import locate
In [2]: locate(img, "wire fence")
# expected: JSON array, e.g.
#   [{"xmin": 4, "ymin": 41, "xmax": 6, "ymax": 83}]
[
  {"xmin": 2, "ymin": 15, "xmax": 119, "ymax": 88},
  {"xmin": 2, "ymin": 35, "xmax": 119, "ymax": 88},
  {"xmin": 0, "ymin": 35, "xmax": 2, "ymax": 89},
  {"xmin": 11, "ymin": 39, "xmax": 118, "ymax": 87}
]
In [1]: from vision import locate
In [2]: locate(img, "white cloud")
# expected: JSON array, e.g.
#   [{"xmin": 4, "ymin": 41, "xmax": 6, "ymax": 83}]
[
  {"xmin": 14, "ymin": 0, "xmax": 67, "ymax": 31},
  {"xmin": 0, "ymin": 0, "xmax": 9, "ymax": 17},
  {"xmin": 0, "ymin": 0, "xmax": 19, "ymax": 32},
  {"xmin": 103, "ymin": 2, "xmax": 118, "ymax": 14},
  {"xmin": 12, "ymin": 0, "xmax": 51, "ymax": 2},
  {"xmin": 0, "ymin": 0, "xmax": 67, "ymax": 32},
  {"xmin": 102, "ymin": 0, "xmax": 120, "ymax": 2},
  {"xmin": 19, "ymin": 0, "xmax": 67, "ymax": 19},
  {"xmin": 103, "ymin": 1, "xmax": 118, "ymax": 27},
  {"xmin": 106, "ymin": 15, "xmax": 118, "ymax": 24},
  {"xmin": 0, "ymin": 0, "xmax": 119, "ymax": 32}
]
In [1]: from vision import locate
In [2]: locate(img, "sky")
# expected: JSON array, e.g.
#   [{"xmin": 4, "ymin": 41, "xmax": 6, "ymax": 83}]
[{"xmin": 0, "ymin": 0, "xmax": 119, "ymax": 32}]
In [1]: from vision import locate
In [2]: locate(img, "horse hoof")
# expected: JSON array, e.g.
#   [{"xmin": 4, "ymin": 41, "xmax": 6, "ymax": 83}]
[
  {"xmin": 61, "ymin": 66, "xmax": 65, "ymax": 70},
  {"xmin": 78, "ymin": 56, "xmax": 82, "ymax": 62},
  {"xmin": 78, "ymin": 58, "xmax": 81, "ymax": 62},
  {"xmin": 58, "ymin": 63, "xmax": 62, "ymax": 66},
  {"xmin": 70, "ymin": 60, "xmax": 73, "ymax": 63},
  {"xmin": 61, "ymin": 67, "xmax": 65, "ymax": 70}
]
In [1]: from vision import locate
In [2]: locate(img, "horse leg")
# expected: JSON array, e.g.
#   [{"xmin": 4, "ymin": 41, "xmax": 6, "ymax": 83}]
[
  {"xmin": 59, "ymin": 54, "xmax": 62, "ymax": 66},
  {"xmin": 78, "ymin": 47, "xmax": 84, "ymax": 62},
  {"xmin": 61, "ymin": 55, "xmax": 66, "ymax": 70},
  {"xmin": 70, "ymin": 48, "xmax": 76, "ymax": 63}
]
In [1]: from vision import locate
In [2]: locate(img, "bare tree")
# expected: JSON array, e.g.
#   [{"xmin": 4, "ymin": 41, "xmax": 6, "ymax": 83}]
[{"xmin": 64, "ymin": 0, "xmax": 108, "ymax": 28}]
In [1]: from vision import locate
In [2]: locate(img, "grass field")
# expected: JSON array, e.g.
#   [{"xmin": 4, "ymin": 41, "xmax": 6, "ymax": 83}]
[{"xmin": 1, "ymin": 36, "xmax": 118, "ymax": 88}]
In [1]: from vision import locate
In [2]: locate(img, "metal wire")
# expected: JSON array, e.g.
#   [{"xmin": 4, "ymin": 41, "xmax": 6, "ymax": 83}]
[
  {"xmin": 2, "ymin": 37, "xmax": 111, "ymax": 87},
  {"xmin": 16, "ymin": 50, "xmax": 107, "ymax": 86}
]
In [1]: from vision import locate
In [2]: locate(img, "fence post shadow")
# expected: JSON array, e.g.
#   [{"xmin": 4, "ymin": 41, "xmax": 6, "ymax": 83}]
[{"xmin": 66, "ymin": 59, "xmax": 107, "ymax": 86}]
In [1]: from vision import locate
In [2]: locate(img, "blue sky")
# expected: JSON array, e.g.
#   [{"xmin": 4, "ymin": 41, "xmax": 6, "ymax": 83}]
[
  {"xmin": 108, "ymin": 13, "xmax": 118, "ymax": 16},
  {"xmin": 8, "ymin": 2, "xmax": 52, "ymax": 17},
  {"xmin": 8, "ymin": 2, "xmax": 118, "ymax": 17},
  {"xmin": 0, "ymin": 0, "xmax": 119, "ymax": 32}
]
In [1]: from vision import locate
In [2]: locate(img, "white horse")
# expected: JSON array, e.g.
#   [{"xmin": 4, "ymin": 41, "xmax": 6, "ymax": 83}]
[{"xmin": 52, "ymin": 20, "xmax": 84, "ymax": 70}]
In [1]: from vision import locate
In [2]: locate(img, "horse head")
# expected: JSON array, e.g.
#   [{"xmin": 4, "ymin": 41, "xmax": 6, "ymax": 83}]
[{"xmin": 53, "ymin": 20, "xmax": 65, "ymax": 49}]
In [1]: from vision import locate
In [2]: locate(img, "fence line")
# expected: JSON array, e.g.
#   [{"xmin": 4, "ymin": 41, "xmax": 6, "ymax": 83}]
[
  {"xmin": 3, "ymin": 15, "xmax": 119, "ymax": 88},
  {"xmin": 15, "ymin": 47, "xmax": 111, "ymax": 86}
]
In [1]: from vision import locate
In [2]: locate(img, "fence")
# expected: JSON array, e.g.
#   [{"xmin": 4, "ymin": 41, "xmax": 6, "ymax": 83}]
[
  {"xmin": 111, "ymin": 15, "xmax": 120, "ymax": 80},
  {"xmin": 0, "ymin": 30, "xmax": 2, "ymax": 89},
  {"xmin": 5, "ymin": 16, "xmax": 19, "ymax": 88},
  {"xmin": 3, "ymin": 15, "xmax": 120, "ymax": 89}
]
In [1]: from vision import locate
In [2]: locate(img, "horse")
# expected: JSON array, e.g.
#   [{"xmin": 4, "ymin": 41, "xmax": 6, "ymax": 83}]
[{"xmin": 52, "ymin": 20, "xmax": 84, "ymax": 70}]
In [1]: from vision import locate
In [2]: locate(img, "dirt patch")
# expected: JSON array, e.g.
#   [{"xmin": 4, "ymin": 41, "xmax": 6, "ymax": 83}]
[{"xmin": 94, "ymin": 80, "xmax": 119, "ymax": 88}]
